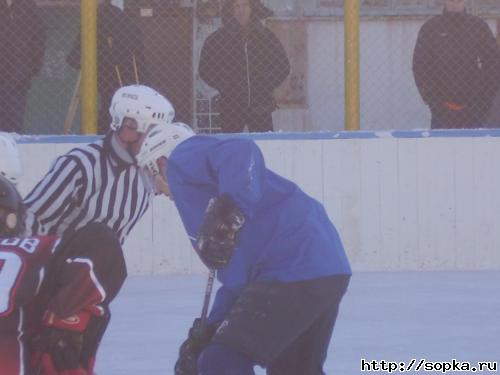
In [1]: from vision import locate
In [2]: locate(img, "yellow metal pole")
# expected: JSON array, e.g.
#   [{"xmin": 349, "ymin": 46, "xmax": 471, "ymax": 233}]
[
  {"xmin": 80, "ymin": 0, "xmax": 98, "ymax": 134},
  {"xmin": 344, "ymin": 1, "xmax": 360, "ymax": 131}
]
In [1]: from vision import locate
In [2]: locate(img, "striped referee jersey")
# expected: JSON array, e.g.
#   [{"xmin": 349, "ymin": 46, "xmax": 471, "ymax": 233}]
[{"xmin": 24, "ymin": 134, "xmax": 152, "ymax": 244}]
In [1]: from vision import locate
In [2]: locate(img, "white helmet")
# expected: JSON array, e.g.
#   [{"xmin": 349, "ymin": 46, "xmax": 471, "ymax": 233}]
[
  {"xmin": 0, "ymin": 132, "xmax": 23, "ymax": 185},
  {"xmin": 136, "ymin": 122, "xmax": 195, "ymax": 175},
  {"xmin": 109, "ymin": 85, "xmax": 175, "ymax": 133}
]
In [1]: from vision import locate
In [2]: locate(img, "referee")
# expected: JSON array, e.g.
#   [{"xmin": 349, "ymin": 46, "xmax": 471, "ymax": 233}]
[{"xmin": 24, "ymin": 85, "xmax": 175, "ymax": 244}]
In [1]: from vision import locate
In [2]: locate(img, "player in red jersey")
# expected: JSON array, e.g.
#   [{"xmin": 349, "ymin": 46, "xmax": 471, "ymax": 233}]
[{"xmin": 0, "ymin": 138, "xmax": 127, "ymax": 375}]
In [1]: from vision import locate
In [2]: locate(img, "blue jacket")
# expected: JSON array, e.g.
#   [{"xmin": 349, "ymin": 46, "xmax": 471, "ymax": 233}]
[{"xmin": 166, "ymin": 136, "xmax": 351, "ymax": 323}]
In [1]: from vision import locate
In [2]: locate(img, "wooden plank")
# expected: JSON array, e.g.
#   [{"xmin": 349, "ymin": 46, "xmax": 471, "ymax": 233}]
[
  {"xmin": 416, "ymin": 138, "xmax": 456, "ymax": 269},
  {"xmin": 396, "ymin": 138, "xmax": 419, "ymax": 269}
]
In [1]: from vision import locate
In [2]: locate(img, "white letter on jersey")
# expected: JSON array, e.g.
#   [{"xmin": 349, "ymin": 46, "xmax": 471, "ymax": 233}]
[{"xmin": 0, "ymin": 251, "xmax": 23, "ymax": 315}]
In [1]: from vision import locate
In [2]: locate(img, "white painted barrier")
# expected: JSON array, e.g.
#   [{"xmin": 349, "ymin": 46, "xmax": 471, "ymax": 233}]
[{"xmin": 17, "ymin": 130, "xmax": 500, "ymax": 274}]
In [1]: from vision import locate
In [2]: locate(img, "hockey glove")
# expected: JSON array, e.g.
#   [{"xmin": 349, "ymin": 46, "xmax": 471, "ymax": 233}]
[
  {"xmin": 174, "ymin": 318, "xmax": 217, "ymax": 375},
  {"xmin": 31, "ymin": 310, "xmax": 93, "ymax": 375},
  {"xmin": 197, "ymin": 193, "xmax": 245, "ymax": 269}
]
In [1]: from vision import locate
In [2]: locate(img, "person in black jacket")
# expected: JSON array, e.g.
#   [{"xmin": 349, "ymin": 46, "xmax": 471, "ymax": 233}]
[
  {"xmin": 412, "ymin": 0, "xmax": 500, "ymax": 129},
  {"xmin": 199, "ymin": 0, "xmax": 290, "ymax": 133},
  {"xmin": 0, "ymin": 0, "xmax": 46, "ymax": 133},
  {"xmin": 67, "ymin": 0, "xmax": 147, "ymax": 134}
]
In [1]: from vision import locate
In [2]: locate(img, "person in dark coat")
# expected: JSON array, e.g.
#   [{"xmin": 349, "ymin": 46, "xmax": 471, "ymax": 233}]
[
  {"xmin": 412, "ymin": 0, "xmax": 500, "ymax": 129},
  {"xmin": 199, "ymin": 0, "xmax": 290, "ymax": 133},
  {"xmin": 0, "ymin": 0, "xmax": 46, "ymax": 133},
  {"xmin": 67, "ymin": 0, "xmax": 147, "ymax": 134}
]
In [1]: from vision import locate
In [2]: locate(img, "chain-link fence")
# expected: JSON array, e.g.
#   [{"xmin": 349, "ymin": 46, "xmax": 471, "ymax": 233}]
[{"xmin": 1, "ymin": 0, "xmax": 500, "ymax": 134}]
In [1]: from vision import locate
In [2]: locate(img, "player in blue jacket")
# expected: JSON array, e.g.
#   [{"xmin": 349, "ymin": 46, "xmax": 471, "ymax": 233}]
[{"xmin": 137, "ymin": 123, "xmax": 352, "ymax": 375}]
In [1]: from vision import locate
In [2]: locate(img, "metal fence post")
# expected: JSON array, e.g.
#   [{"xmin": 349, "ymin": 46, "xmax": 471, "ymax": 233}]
[
  {"xmin": 81, "ymin": 0, "xmax": 98, "ymax": 134},
  {"xmin": 345, "ymin": 0, "xmax": 360, "ymax": 131}
]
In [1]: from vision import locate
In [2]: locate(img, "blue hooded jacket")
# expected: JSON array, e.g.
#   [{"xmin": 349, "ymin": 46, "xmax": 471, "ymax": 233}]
[{"xmin": 166, "ymin": 135, "xmax": 351, "ymax": 323}]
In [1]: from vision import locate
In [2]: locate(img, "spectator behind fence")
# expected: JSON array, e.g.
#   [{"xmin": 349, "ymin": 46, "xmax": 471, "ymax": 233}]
[
  {"xmin": 412, "ymin": 0, "xmax": 500, "ymax": 129},
  {"xmin": 67, "ymin": 0, "xmax": 147, "ymax": 134},
  {"xmin": 0, "ymin": 0, "xmax": 46, "ymax": 133},
  {"xmin": 199, "ymin": 0, "xmax": 290, "ymax": 133}
]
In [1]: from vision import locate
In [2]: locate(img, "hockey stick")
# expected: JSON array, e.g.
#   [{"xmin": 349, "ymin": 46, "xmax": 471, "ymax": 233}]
[
  {"xmin": 63, "ymin": 72, "xmax": 81, "ymax": 134},
  {"xmin": 200, "ymin": 268, "xmax": 216, "ymax": 329},
  {"xmin": 114, "ymin": 65, "xmax": 123, "ymax": 87},
  {"xmin": 132, "ymin": 54, "xmax": 140, "ymax": 84},
  {"xmin": 107, "ymin": 36, "xmax": 123, "ymax": 87}
]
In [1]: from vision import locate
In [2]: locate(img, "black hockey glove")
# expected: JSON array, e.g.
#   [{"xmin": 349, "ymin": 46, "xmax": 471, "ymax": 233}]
[
  {"xmin": 174, "ymin": 318, "xmax": 217, "ymax": 375},
  {"xmin": 197, "ymin": 193, "xmax": 245, "ymax": 269}
]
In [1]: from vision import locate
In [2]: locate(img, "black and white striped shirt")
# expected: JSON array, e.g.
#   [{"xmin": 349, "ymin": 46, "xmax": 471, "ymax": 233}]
[{"xmin": 24, "ymin": 135, "xmax": 152, "ymax": 244}]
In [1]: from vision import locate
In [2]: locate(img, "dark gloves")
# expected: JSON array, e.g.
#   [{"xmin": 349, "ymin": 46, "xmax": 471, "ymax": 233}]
[
  {"xmin": 174, "ymin": 318, "xmax": 217, "ymax": 375},
  {"xmin": 31, "ymin": 311, "xmax": 92, "ymax": 375},
  {"xmin": 197, "ymin": 193, "xmax": 245, "ymax": 269}
]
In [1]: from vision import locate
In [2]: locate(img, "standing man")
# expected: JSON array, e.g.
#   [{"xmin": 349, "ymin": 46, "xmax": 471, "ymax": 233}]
[
  {"xmin": 0, "ymin": 0, "xmax": 46, "ymax": 133},
  {"xmin": 412, "ymin": 0, "xmax": 500, "ymax": 129},
  {"xmin": 199, "ymin": 0, "xmax": 290, "ymax": 133},
  {"xmin": 136, "ymin": 124, "xmax": 352, "ymax": 374},
  {"xmin": 24, "ymin": 84, "xmax": 174, "ymax": 244}
]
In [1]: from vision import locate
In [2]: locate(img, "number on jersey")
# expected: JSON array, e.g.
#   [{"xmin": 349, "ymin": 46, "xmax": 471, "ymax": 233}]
[{"xmin": 0, "ymin": 251, "xmax": 24, "ymax": 316}]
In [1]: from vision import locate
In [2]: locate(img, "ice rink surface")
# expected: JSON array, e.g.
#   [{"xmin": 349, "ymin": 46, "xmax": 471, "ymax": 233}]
[{"xmin": 96, "ymin": 271, "xmax": 500, "ymax": 374}]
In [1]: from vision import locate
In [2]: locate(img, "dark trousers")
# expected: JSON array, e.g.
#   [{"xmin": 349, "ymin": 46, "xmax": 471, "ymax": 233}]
[
  {"xmin": 220, "ymin": 105, "xmax": 274, "ymax": 133},
  {"xmin": 430, "ymin": 105, "xmax": 486, "ymax": 129},
  {"xmin": 0, "ymin": 85, "xmax": 29, "ymax": 133},
  {"xmin": 206, "ymin": 274, "xmax": 351, "ymax": 375}
]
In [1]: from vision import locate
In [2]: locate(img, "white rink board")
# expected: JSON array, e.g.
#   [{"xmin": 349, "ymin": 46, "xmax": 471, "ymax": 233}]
[{"xmin": 17, "ymin": 130, "xmax": 500, "ymax": 274}]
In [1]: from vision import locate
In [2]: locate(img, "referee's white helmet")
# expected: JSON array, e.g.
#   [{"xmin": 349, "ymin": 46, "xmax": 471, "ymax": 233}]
[
  {"xmin": 136, "ymin": 122, "xmax": 195, "ymax": 176},
  {"xmin": 0, "ymin": 132, "xmax": 23, "ymax": 185},
  {"xmin": 109, "ymin": 85, "xmax": 175, "ymax": 133}
]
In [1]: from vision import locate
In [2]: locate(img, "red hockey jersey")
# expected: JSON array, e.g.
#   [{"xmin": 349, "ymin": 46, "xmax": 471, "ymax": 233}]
[
  {"xmin": 0, "ymin": 235, "xmax": 60, "ymax": 375},
  {"xmin": 0, "ymin": 222, "xmax": 126, "ymax": 375}
]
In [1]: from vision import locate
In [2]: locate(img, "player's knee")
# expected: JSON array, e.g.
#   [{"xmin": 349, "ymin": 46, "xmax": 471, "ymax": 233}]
[{"xmin": 198, "ymin": 343, "xmax": 255, "ymax": 375}]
